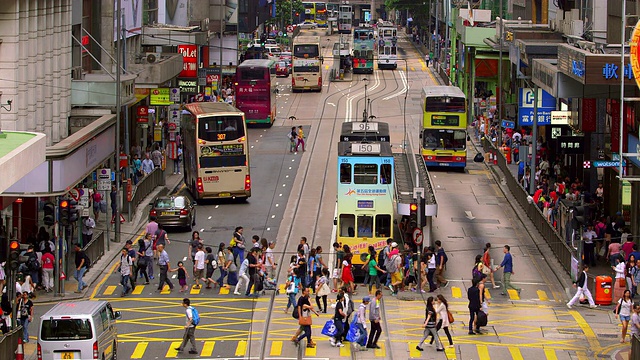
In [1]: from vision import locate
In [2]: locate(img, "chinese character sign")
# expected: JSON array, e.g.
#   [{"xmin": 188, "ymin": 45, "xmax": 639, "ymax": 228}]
[
  {"xmin": 630, "ymin": 20, "xmax": 640, "ymax": 90},
  {"xmin": 518, "ymin": 88, "xmax": 555, "ymax": 126}
]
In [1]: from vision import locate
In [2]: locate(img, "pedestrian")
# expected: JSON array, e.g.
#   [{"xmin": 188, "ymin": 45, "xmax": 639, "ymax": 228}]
[
  {"xmin": 434, "ymin": 240, "xmax": 449, "ymax": 288},
  {"xmin": 482, "ymin": 243, "xmax": 500, "ymax": 289},
  {"xmin": 175, "ymin": 298, "xmax": 199, "ymax": 355},
  {"xmin": 284, "ymin": 268, "xmax": 300, "ymax": 313},
  {"xmin": 366, "ymin": 290, "xmax": 383, "ymax": 349},
  {"xmin": 125, "ymin": 240, "xmax": 138, "ymax": 289},
  {"xmin": 231, "ymin": 226, "xmax": 246, "ymax": 264},
  {"xmin": 387, "ymin": 242, "xmax": 403, "ymax": 295},
  {"xmin": 613, "ymin": 255, "xmax": 627, "ymax": 301},
  {"xmin": 146, "ymin": 216, "xmax": 159, "ymax": 258},
  {"xmin": 73, "ymin": 243, "xmax": 89, "ymax": 293},
  {"xmin": 341, "ymin": 253, "xmax": 355, "ymax": 294},
  {"xmin": 615, "ymin": 289, "xmax": 634, "ymax": 343},
  {"xmin": 331, "ymin": 242, "xmax": 344, "ymax": 292},
  {"xmin": 497, "ymin": 245, "xmax": 521, "ymax": 296},
  {"xmin": 467, "ymin": 276, "xmax": 482, "ymax": 335},
  {"xmin": 133, "ymin": 238, "xmax": 149, "ymax": 284},
  {"xmin": 110, "ymin": 185, "xmax": 117, "ymax": 220},
  {"xmin": 41, "ymin": 250, "xmax": 54, "ymax": 293},
  {"xmin": 366, "ymin": 247, "xmax": 386, "ymax": 294},
  {"xmin": 627, "ymin": 255, "xmax": 638, "ymax": 293},
  {"xmin": 118, "ymin": 248, "xmax": 133, "ymax": 297},
  {"xmin": 265, "ymin": 241, "xmax": 277, "ymax": 278},
  {"xmin": 415, "ymin": 296, "xmax": 444, "ymax": 352},
  {"xmin": 288, "ymin": 126, "xmax": 297, "ymax": 152},
  {"xmin": 171, "ymin": 261, "xmax": 188, "ymax": 292},
  {"xmin": 630, "ymin": 302, "xmax": 640, "ymax": 347},
  {"xmin": 608, "ymin": 240, "xmax": 622, "ymax": 267},
  {"xmin": 188, "ymin": 231, "xmax": 203, "ymax": 266},
  {"xmin": 426, "ymin": 247, "xmax": 437, "ymax": 292},
  {"xmin": 293, "ymin": 287, "xmax": 319, "ymax": 348},
  {"xmin": 216, "ymin": 243, "xmax": 228, "ymax": 287},
  {"xmin": 156, "ymin": 244, "xmax": 174, "ymax": 292},
  {"xmin": 476, "ymin": 273, "xmax": 488, "ymax": 332},
  {"xmin": 314, "ymin": 268, "xmax": 330, "ymax": 313},
  {"xmin": 204, "ymin": 247, "xmax": 217, "ymax": 289},
  {"xmin": 16, "ymin": 292, "xmax": 33, "ymax": 343},
  {"xmin": 245, "ymin": 248, "xmax": 260, "ymax": 297},
  {"xmin": 308, "ymin": 248, "xmax": 318, "ymax": 290},
  {"xmin": 151, "ymin": 144, "xmax": 163, "ymax": 168},
  {"xmin": 143, "ymin": 233, "xmax": 154, "ymax": 279},
  {"xmin": 193, "ymin": 244, "xmax": 206, "ymax": 289},
  {"xmin": 353, "ymin": 296, "xmax": 370, "ymax": 351},
  {"xmin": 583, "ymin": 225, "xmax": 597, "ymax": 267},
  {"xmin": 331, "ymin": 292, "xmax": 347, "ymax": 347},
  {"xmin": 155, "ymin": 224, "xmax": 170, "ymax": 250},
  {"xmin": 433, "ymin": 294, "xmax": 453, "ymax": 347},
  {"xmin": 141, "ymin": 153, "xmax": 154, "ymax": 175},
  {"xmin": 91, "ymin": 190, "xmax": 103, "ymax": 222},
  {"xmin": 567, "ymin": 264, "xmax": 598, "ymax": 309},
  {"xmin": 235, "ymin": 257, "xmax": 250, "ymax": 295},
  {"xmin": 224, "ymin": 245, "xmax": 239, "ymax": 286},
  {"xmin": 296, "ymin": 125, "xmax": 305, "ymax": 152}
]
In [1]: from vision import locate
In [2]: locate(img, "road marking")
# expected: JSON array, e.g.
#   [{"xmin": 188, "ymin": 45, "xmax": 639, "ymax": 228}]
[
  {"xmin": 235, "ymin": 340, "xmax": 247, "ymax": 356},
  {"xmin": 165, "ymin": 341, "xmax": 182, "ymax": 357},
  {"xmin": 131, "ymin": 341, "xmax": 148, "ymax": 358},
  {"xmin": 538, "ymin": 290, "xmax": 549, "ymax": 301},
  {"xmin": 451, "ymin": 286, "xmax": 462, "ymax": 298},
  {"xmin": 201, "ymin": 341, "xmax": 215, "ymax": 357},
  {"xmin": 576, "ymin": 350, "xmax": 589, "ymax": 360},
  {"xmin": 103, "ymin": 285, "xmax": 117, "ymax": 296},
  {"xmin": 161, "ymin": 285, "xmax": 171, "ymax": 294},
  {"xmin": 208, "ymin": 216, "xmax": 212, "ymax": 220},
  {"xmin": 340, "ymin": 343, "xmax": 351, "ymax": 356},
  {"xmin": 305, "ymin": 345, "xmax": 316, "ymax": 356},
  {"xmin": 409, "ymin": 342, "xmax": 422, "ymax": 357},
  {"xmin": 182, "ymin": 257, "xmax": 187, "ymax": 262},
  {"xmin": 191, "ymin": 285, "xmax": 201, "ymax": 295},
  {"xmin": 445, "ymin": 345, "xmax": 456, "ymax": 359},
  {"xmin": 279, "ymin": 284, "xmax": 286, "ymax": 293},
  {"xmin": 219, "ymin": 286, "xmax": 230, "ymax": 295},
  {"xmin": 374, "ymin": 342, "xmax": 385, "ymax": 356},
  {"xmin": 544, "ymin": 348, "xmax": 558, "ymax": 359},
  {"xmin": 410, "ymin": 66, "xmax": 415, "ymax": 71},
  {"xmin": 508, "ymin": 289, "xmax": 520, "ymax": 300},
  {"xmin": 569, "ymin": 310, "xmax": 601, "ymax": 351},
  {"xmin": 131, "ymin": 285, "xmax": 144, "ymax": 295},
  {"xmin": 477, "ymin": 344, "xmax": 490, "ymax": 359},
  {"xmin": 270, "ymin": 340, "xmax": 282, "ymax": 355},
  {"xmin": 172, "ymin": 274, "xmax": 177, "ymax": 279},
  {"xmin": 91, "ymin": 262, "xmax": 120, "ymax": 299},
  {"xmin": 508, "ymin": 347, "xmax": 523, "ymax": 360},
  {"xmin": 484, "ymin": 288, "xmax": 491, "ymax": 300}
]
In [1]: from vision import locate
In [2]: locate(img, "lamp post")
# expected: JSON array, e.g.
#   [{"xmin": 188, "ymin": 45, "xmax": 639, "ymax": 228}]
[{"xmin": 362, "ymin": 77, "xmax": 369, "ymax": 122}]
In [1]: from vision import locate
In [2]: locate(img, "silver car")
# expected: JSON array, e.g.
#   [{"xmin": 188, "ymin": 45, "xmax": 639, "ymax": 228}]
[{"xmin": 298, "ymin": 21, "xmax": 318, "ymax": 29}]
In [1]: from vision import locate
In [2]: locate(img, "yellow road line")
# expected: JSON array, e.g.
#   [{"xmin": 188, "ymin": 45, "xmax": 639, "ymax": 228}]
[
  {"xmin": 219, "ymin": 286, "xmax": 230, "ymax": 295},
  {"xmin": 374, "ymin": 342, "xmax": 386, "ymax": 357},
  {"xmin": 569, "ymin": 310, "xmax": 601, "ymax": 351},
  {"xmin": 445, "ymin": 346, "xmax": 456, "ymax": 359},
  {"xmin": 130, "ymin": 341, "xmax": 148, "ymax": 358},
  {"xmin": 508, "ymin": 347, "xmax": 524, "ymax": 360},
  {"xmin": 478, "ymin": 344, "xmax": 490, "ymax": 359},
  {"xmin": 160, "ymin": 285, "xmax": 171, "ymax": 294},
  {"xmin": 507, "ymin": 289, "xmax": 520, "ymax": 300},
  {"xmin": 576, "ymin": 350, "xmax": 589, "ymax": 360},
  {"xmin": 410, "ymin": 66, "xmax": 415, "ymax": 71},
  {"xmin": 484, "ymin": 288, "xmax": 492, "ymax": 300},
  {"xmin": 235, "ymin": 340, "xmax": 247, "ymax": 356},
  {"xmin": 190, "ymin": 285, "xmax": 201, "ymax": 295},
  {"xmin": 165, "ymin": 341, "xmax": 181, "ymax": 357},
  {"xmin": 270, "ymin": 340, "xmax": 282, "ymax": 356},
  {"xmin": 131, "ymin": 285, "xmax": 144, "ymax": 295},
  {"xmin": 451, "ymin": 286, "xmax": 462, "ymax": 298},
  {"xmin": 305, "ymin": 344, "xmax": 316, "ymax": 356},
  {"xmin": 340, "ymin": 343, "xmax": 351, "ymax": 356},
  {"xmin": 544, "ymin": 348, "xmax": 558, "ymax": 359},
  {"xmin": 279, "ymin": 284, "xmax": 286, "ymax": 293},
  {"xmin": 538, "ymin": 290, "xmax": 549, "ymax": 301},
  {"xmin": 103, "ymin": 285, "xmax": 117, "ymax": 296},
  {"xmin": 201, "ymin": 341, "xmax": 215, "ymax": 357},
  {"xmin": 409, "ymin": 342, "xmax": 422, "ymax": 358}
]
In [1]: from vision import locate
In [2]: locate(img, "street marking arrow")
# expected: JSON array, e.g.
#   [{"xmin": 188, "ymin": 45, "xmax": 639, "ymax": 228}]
[{"xmin": 465, "ymin": 211, "xmax": 476, "ymax": 220}]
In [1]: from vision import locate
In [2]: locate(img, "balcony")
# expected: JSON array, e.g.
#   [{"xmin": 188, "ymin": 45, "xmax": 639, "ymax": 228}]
[
  {"xmin": 128, "ymin": 53, "xmax": 184, "ymax": 85},
  {"xmin": 71, "ymin": 72, "xmax": 137, "ymax": 107}
]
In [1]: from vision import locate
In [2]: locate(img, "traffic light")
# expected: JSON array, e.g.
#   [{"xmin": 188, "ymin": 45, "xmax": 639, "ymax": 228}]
[
  {"xmin": 69, "ymin": 200, "xmax": 80, "ymax": 223},
  {"xmin": 571, "ymin": 204, "xmax": 588, "ymax": 229},
  {"xmin": 9, "ymin": 240, "xmax": 20, "ymax": 271},
  {"xmin": 59, "ymin": 199, "xmax": 70, "ymax": 226},
  {"xmin": 409, "ymin": 203, "xmax": 418, "ymax": 222},
  {"xmin": 43, "ymin": 201, "xmax": 55, "ymax": 226}
]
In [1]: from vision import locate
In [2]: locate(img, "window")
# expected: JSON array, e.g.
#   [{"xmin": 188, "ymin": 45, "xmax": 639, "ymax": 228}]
[
  {"xmin": 354, "ymin": 164, "xmax": 377, "ymax": 184},
  {"xmin": 100, "ymin": 309, "xmax": 109, "ymax": 331},
  {"xmin": 238, "ymin": 68, "xmax": 267, "ymax": 81},
  {"xmin": 375, "ymin": 214, "xmax": 391, "ymax": 237},
  {"xmin": 357, "ymin": 215, "xmax": 373, "ymax": 237},
  {"xmin": 340, "ymin": 163, "xmax": 352, "ymax": 183},
  {"xmin": 40, "ymin": 319, "xmax": 93, "ymax": 341},
  {"xmin": 380, "ymin": 164, "xmax": 392, "ymax": 184},
  {"xmin": 198, "ymin": 115, "xmax": 245, "ymax": 142},
  {"xmin": 423, "ymin": 129, "xmax": 467, "ymax": 150},
  {"xmin": 294, "ymin": 45, "xmax": 319, "ymax": 58},
  {"xmin": 339, "ymin": 214, "xmax": 355, "ymax": 237},
  {"xmin": 143, "ymin": 0, "xmax": 158, "ymax": 25}
]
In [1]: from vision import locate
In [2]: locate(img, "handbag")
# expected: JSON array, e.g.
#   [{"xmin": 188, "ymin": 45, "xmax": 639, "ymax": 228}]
[
  {"xmin": 298, "ymin": 315, "xmax": 312, "ymax": 326},
  {"xmin": 447, "ymin": 310, "xmax": 454, "ymax": 323},
  {"xmin": 317, "ymin": 283, "xmax": 330, "ymax": 297},
  {"xmin": 481, "ymin": 263, "xmax": 491, "ymax": 275},
  {"xmin": 321, "ymin": 319, "xmax": 338, "ymax": 337}
]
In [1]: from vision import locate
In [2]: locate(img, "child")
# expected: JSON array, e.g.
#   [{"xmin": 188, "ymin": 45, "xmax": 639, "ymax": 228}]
[
  {"xmin": 172, "ymin": 261, "xmax": 189, "ymax": 292},
  {"xmin": 634, "ymin": 259, "xmax": 640, "ymax": 297}
]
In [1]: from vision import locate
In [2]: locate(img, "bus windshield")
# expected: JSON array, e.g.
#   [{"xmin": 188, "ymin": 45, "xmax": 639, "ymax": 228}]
[
  {"xmin": 423, "ymin": 129, "xmax": 467, "ymax": 150},
  {"xmin": 238, "ymin": 68, "xmax": 268, "ymax": 81},
  {"xmin": 198, "ymin": 115, "xmax": 245, "ymax": 142},
  {"xmin": 425, "ymin": 97, "xmax": 466, "ymax": 112},
  {"xmin": 294, "ymin": 45, "xmax": 319, "ymax": 58}
]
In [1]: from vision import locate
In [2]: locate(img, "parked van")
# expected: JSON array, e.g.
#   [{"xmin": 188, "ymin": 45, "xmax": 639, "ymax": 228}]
[{"xmin": 38, "ymin": 300, "xmax": 121, "ymax": 360}]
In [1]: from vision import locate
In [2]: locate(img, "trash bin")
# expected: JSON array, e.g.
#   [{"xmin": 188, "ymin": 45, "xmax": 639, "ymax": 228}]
[{"xmin": 595, "ymin": 275, "xmax": 613, "ymax": 305}]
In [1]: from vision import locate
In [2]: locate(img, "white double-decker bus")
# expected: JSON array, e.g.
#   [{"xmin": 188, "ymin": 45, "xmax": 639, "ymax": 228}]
[{"xmin": 292, "ymin": 35, "xmax": 323, "ymax": 92}]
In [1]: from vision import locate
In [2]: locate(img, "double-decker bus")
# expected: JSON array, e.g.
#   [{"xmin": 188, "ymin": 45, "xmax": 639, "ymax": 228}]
[
  {"xmin": 338, "ymin": 4, "xmax": 352, "ymax": 34},
  {"xmin": 336, "ymin": 137, "xmax": 395, "ymax": 277},
  {"xmin": 352, "ymin": 27, "xmax": 375, "ymax": 74},
  {"xmin": 182, "ymin": 102, "xmax": 251, "ymax": 200},
  {"xmin": 303, "ymin": 2, "xmax": 316, "ymax": 22},
  {"xmin": 421, "ymin": 86, "xmax": 468, "ymax": 168},
  {"xmin": 292, "ymin": 35, "xmax": 322, "ymax": 92},
  {"xmin": 377, "ymin": 21, "xmax": 397, "ymax": 69},
  {"xmin": 234, "ymin": 59, "xmax": 277, "ymax": 126},
  {"xmin": 315, "ymin": 2, "xmax": 327, "ymax": 27}
]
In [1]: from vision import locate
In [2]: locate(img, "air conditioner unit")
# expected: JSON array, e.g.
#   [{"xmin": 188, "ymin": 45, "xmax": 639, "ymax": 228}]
[
  {"xmin": 146, "ymin": 52, "xmax": 161, "ymax": 63},
  {"xmin": 71, "ymin": 66, "xmax": 83, "ymax": 80}
]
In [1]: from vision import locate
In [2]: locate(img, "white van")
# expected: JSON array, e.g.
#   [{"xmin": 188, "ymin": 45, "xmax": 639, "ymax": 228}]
[{"xmin": 38, "ymin": 300, "xmax": 121, "ymax": 360}]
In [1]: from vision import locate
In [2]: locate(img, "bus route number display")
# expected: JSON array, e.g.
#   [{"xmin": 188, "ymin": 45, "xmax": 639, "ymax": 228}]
[
  {"xmin": 352, "ymin": 122, "xmax": 379, "ymax": 132},
  {"xmin": 200, "ymin": 144, "xmax": 244, "ymax": 156},
  {"xmin": 431, "ymin": 115, "xmax": 460, "ymax": 127},
  {"xmin": 352, "ymin": 143, "xmax": 381, "ymax": 154}
]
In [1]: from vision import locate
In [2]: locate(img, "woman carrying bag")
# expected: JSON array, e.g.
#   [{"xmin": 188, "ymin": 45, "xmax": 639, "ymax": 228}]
[
  {"xmin": 415, "ymin": 296, "xmax": 444, "ymax": 352},
  {"xmin": 614, "ymin": 289, "xmax": 633, "ymax": 343},
  {"xmin": 294, "ymin": 287, "xmax": 319, "ymax": 348}
]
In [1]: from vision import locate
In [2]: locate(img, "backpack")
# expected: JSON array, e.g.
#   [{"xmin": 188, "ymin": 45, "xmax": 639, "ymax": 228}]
[
  {"xmin": 387, "ymin": 254, "xmax": 399, "ymax": 273},
  {"xmin": 83, "ymin": 253, "xmax": 91, "ymax": 268},
  {"xmin": 292, "ymin": 297, "xmax": 301, "ymax": 319},
  {"xmin": 472, "ymin": 263, "xmax": 483, "ymax": 279},
  {"xmin": 189, "ymin": 306, "xmax": 200, "ymax": 326},
  {"xmin": 377, "ymin": 249, "xmax": 387, "ymax": 270},
  {"xmin": 27, "ymin": 253, "xmax": 40, "ymax": 271},
  {"xmin": 229, "ymin": 235, "xmax": 237, "ymax": 247},
  {"xmin": 206, "ymin": 254, "xmax": 218, "ymax": 270}
]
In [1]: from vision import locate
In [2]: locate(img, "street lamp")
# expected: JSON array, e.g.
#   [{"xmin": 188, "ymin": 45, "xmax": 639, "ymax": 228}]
[{"xmin": 362, "ymin": 77, "xmax": 369, "ymax": 122}]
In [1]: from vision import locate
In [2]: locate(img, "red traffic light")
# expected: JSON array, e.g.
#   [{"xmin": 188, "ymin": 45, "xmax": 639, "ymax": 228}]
[
  {"xmin": 409, "ymin": 203, "xmax": 418, "ymax": 212},
  {"xmin": 9, "ymin": 240, "xmax": 19, "ymax": 251},
  {"xmin": 60, "ymin": 200, "xmax": 69, "ymax": 208}
]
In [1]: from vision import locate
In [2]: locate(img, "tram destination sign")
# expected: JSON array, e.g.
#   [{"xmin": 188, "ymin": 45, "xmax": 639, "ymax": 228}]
[
  {"xmin": 352, "ymin": 122, "xmax": 378, "ymax": 132},
  {"xmin": 352, "ymin": 143, "xmax": 381, "ymax": 154}
]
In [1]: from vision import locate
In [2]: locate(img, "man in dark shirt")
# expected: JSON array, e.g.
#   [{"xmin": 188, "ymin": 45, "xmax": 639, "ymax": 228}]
[
  {"xmin": 296, "ymin": 249, "xmax": 307, "ymax": 286},
  {"xmin": 467, "ymin": 277, "xmax": 481, "ymax": 335},
  {"xmin": 74, "ymin": 243, "xmax": 89, "ymax": 293},
  {"xmin": 244, "ymin": 248, "xmax": 260, "ymax": 297}
]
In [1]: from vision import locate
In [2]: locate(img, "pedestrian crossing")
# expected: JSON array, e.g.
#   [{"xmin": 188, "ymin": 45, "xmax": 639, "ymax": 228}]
[{"xmin": 427, "ymin": 343, "xmax": 591, "ymax": 360}]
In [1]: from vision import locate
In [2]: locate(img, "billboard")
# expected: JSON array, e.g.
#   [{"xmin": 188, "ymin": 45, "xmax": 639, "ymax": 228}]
[{"xmin": 114, "ymin": 0, "xmax": 143, "ymax": 41}]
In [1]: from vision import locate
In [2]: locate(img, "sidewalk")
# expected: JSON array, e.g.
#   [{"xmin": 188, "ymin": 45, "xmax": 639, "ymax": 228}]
[{"xmin": 31, "ymin": 172, "xmax": 184, "ymax": 304}]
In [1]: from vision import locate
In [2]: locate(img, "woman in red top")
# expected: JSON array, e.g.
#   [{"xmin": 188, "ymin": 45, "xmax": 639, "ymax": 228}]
[
  {"xmin": 41, "ymin": 251, "xmax": 55, "ymax": 293},
  {"xmin": 341, "ymin": 251, "xmax": 355, "ymax": 295}
]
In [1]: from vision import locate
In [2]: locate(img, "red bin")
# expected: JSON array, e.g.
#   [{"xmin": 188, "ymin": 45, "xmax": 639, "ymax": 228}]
[{"xmin": 595, "ymin": 275, "xmax": 613, "ymax": 305}]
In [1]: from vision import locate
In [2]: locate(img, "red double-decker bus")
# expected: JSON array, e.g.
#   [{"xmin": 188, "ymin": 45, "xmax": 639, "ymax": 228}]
[{"xmin": 234, "ymin": 59, "xmax": 277, "ymax": 126}]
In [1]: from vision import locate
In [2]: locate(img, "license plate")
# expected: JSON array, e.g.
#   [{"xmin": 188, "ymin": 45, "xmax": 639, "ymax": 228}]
[
  {"xmin": 61, "ymin": 352, "xmax": 75, "ymax": 359},
  {"xmin": 219, "ymin": 192, "xmax": 231, "ymax": 197},
  {"xmin": 161, "ymin": 211, "xmax": 174, "ymax": 216},
  {"xmin": 304, "ymin": 87, "xmax": 310, "ymax": 89}
]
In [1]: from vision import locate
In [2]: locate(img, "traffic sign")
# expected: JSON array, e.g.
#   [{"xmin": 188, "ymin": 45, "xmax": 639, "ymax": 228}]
[
  {"xmin": 583, "ymin": 161, "xmax": 591, "ymax": 169},
  {"xmin": 413, "ymin": 228, "xmax": 423, "ymax": 245},
  {"xmin": 97, "ymin": 169, "xmax": 112, "ymax": 191},
  {"xmin": 501, "ymin": 120, "xmax": 515, "ymax": 129},
  {"xmin": 78, "ymin": 188, "xmax": 89, "ymax": 208},
  {"xmin": 593, "ymin": 160, "xmax": 626, "ymax": 168},
  {"xmin": 287, "ymin": 25, "xmax": 293, "ymax": 32},
  {"xmin": 278, "ymin": 31, "xmax": 283, "ymax": 37}
]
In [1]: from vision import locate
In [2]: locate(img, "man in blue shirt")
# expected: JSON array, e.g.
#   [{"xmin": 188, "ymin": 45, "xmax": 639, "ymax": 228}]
[{"xmin": 497, "ymin": 245, "xmax": 521, "ymax": 296}]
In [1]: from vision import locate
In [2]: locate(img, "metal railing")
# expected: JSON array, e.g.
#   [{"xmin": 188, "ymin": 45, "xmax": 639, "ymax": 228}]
[
  {"xmin": 0, "ymin": 326, "xmax": 22, "ymax": 360},
  {"xmin": 482, "ymin": 138, "xmax": 573, "ymax": 276},
  {"xmin": 632, "ymin": 334, "xmax": 640, "ymax": 360},
  {"xmin": 123, "ymin": 168, "xmax": 164, "ymax": 217},
  {"xmin": 65, "ymin": 231, "xmax": 105, "ymax": 277}
]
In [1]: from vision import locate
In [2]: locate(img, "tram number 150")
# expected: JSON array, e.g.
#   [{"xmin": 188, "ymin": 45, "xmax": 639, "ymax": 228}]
[{"xmin": 353, "ymin": 143, "xmax": 381, "ymax": 154}]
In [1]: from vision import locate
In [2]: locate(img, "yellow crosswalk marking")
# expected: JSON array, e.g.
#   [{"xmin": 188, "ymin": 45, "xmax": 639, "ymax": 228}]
[
  {"xmin": 219, "ymin": 286, "xmax": 230, "ymax": 295},
  {"xmin": 201, "ymin": 341, "xmax": 215, "ymax": 357},
  {"xmin": 131, "ymin": 342, "xmax": 148, "ymax": 358},
  {"xmin": 484, "ymin": 288, "xmax": 491, "ymax": 300},
  {"xmin": 340, "ymin": 343, "xmax": 351, "ymax": 356},
  {"xmin": 451, "ymin": 286, "xmax": 462, "ymax": 298},
  {"xmin": 408, "ymin": 342, "xmax": 422, "ymax": 358},
  {"xmin": 131, "ymin": 285, "xmax": 144, "ymax": 295},
  {"xmin": 537, "ymin": 290, "xmax": 549, "ymax": 301},
  {"xmin": 507, "ymin": 289, "xmax": 520, "ymax": 300},
  {"xmin": 325, "ymin": 65, "xmax": 329, "ymax": 69},
  {"xmin": 305, "ymin": 345, "xmax": 316, "ymax": 356},
  {"xmin": 477, "ymin": 344, "xmax": 490, "ymax": 359},
  {"xmin": 374, "ymin": 342, "xmax": 385, "ymax": 357},
  {"xmin": 508, "ymin": 347, "xmax": 524, "ymax": 360},
  {"xmin": 410, "ymin": 66, "xmax": 415, "ymax": 71},
  {"xmin": 165, "ymin": 341, "xmax": 182, "ymax": 358},
  {"xmin": 190, "ymin": 285, "xmax": 201, "ymax": 295},
  {"xmin": 235, "ymin": 340, "xmax": 247, "ymax": 356},
  {"xmin": 103, "ymin": 286, "xmax": 116, "ymax": 295},
  {"xmin": 160, "ymin": 285, "xmax": 171, "ymax": 294},
  {"xmin": 445, "ymin": 346, "xmax": 456, "ymax": 359},
  {"xmin": 544, "ymin": 349, "xmax": 558, "ymax": 360},
  {"xmin": 270, "ymin": 340, "xmax": 282, "ymax": 356},
  {"xmin": 576, "ymin": 351, "xmax": 589, "ymax": 360},
  {"xmin": 279, "ymin": 284, "xmax": 286, "ymax": 293}
]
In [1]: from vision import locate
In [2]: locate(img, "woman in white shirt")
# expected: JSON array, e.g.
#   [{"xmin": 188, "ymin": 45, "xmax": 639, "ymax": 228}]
[
  {"xmin": 613, "ymin": 255, "xmax": 627, "ymax": 302},
  {"xmin": 427, "ymin": 252, "xmax": 437, "ymax": 292},
  {"xmin": 614, "ymin": 289, "xmax": 633, "ymax": 343}
]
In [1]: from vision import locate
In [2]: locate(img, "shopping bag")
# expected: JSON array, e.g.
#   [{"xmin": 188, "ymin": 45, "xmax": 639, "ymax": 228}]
[
  {"xmin": 345, "ymin": 318, "xmax": 361, "ymax": 343},
  {"xmin": 476, "ymin": 310, "xmax": 488, "ymax": 327},
  {"xmin": 321, "ymin": 319, "xmax": 338, "ymax": 337}
]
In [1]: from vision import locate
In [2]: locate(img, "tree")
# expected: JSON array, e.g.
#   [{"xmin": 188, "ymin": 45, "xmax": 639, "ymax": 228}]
[{"xmin": 275, "ymin": 0, "xmax": 305, "ymax": 28}]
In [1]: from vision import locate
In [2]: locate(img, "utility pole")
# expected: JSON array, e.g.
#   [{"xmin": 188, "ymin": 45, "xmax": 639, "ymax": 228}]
[
  {"xmin": 114, "ymin": 0, "xmax": 122, "ymax": 243},
  {"xmin": 497, "ymin": 0, "xmax": 503, "ymax": 146},
  {"xmin": 529, "ymin": 85, "xmax": 538, "ymax": 195},
  {"xmin": 219, "ymin": 0, "xmax": 224, "ymax": 93}
]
